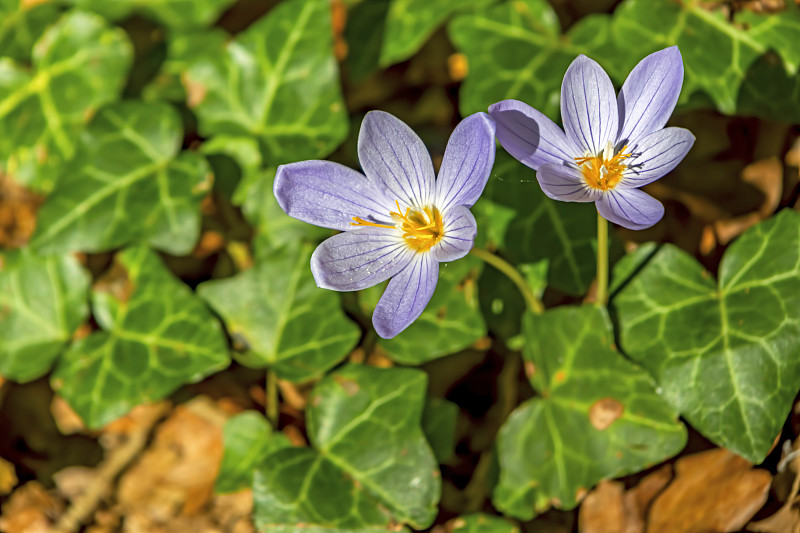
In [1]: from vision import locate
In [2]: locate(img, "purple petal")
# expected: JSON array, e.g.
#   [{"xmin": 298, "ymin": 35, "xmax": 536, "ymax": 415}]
[
  {"xmin": 620, "ymin": 127, "xmax": 695, "ymax": 188},
  {"xmin": 274, "ymin": 161, "xmax": 393, "ymax": 231},
  {"xmin": 430, "ymin": 206, "xmax": 476, "ymax": 262},
  {"xmin": 489, "ymin": 99, "xmax": 574, "ymax": 171},
  {"xmin": 434, "ymin": 112, "xmax": 496, "ymax": 211},
  {"xmin": 372, "ymin": 253, "xmax": 439, "ymax": 339},
  {"xmin": 561, "ymin": 55, "xmax": 619, "ymax": 157},
  {"xmin": 358, "ymin": 110, "xmax": 435, "ymax": 209},
  {"xmin": 310, "ymin": 228, "xmax": 413, "ymax": 291},
  {"xmin": 537, "ymin": 163, "xmax": 602, "ymax": 203},
  {"xmin": 617, "ymin": 46, "xmax": 684, "ymax": 145},
  {"xmin": 596, "ymin": 188, "xmax": 664, "ymax": 230}
]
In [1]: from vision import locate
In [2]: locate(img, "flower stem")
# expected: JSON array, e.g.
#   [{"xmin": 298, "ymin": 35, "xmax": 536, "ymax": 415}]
[
  {"xmin": 266, "ymin": 370, "xmax": 279, "ymax": 428},
  {"xmin": 596, "ymin": 211, "xmax": 609, "ymax": 307},
  {"xmin": 469, "ymin": 248, "xmax": 544, "ymax": 315}
]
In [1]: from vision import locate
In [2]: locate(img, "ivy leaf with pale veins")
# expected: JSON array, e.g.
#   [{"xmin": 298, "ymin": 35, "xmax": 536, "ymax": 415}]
[
  {"xmin": 0, "ymin": 249, "xmax": 90, "ymax": 383},
  {"xmin": 215, "ymin": 411, "xmax": 291, "ymax": 494},
  {"xmin": 198, "ymin": 244, "xmax": 360, "ymax": 383},
  {"xmin": 51, "ymin": 246, "xmax": 230, "ymax": 429},
  {"xmin": 363, "ymin": 256, "xmax": 485, "ymax": 365},
  {"xmin": 66, "ymin": 0, "xmax": 237, "ymax": 31},
  {"xmin": 0, "ymin": 0, "xmax": 61, "ymax": 62},
  {"xmin": 380, "ymin": 0, "xmax": 493, "ymax": 67},
  {"xmin": 448, "ymin": 0, "xmax": 589, "ymax": 121},
  {"xmin": 254, "ymin": 365, "xmax": 440, "ymax": 531},
  {"xmin": 0, "ymin": 11, "xmax": 132, "ymax": 191},
  {"xmin": 31, "ymin": 101, "xmax": 213, "ymax": 256},
  {"xmin": 614, "ymin": 209, "xmax": 800, "ymax": 463},
  {"xmin": 493, "ymin": 306, "xmax": 686, "ymax": 520},
  {"xmin": 450, "ymin": 514, "xmax": 520, "ymax": 533},
  {"xmin": 175, "ymin": 0, "xmax": 348, "ymax": 164}
]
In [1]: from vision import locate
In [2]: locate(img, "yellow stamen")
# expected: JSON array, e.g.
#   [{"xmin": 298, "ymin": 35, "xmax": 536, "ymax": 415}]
[
  {"xmin": 350, "ymin": 200, "xmax": 445, "ymax": 252},
  {"xmin": 575, "ymin": 142, "xmax": 631, "ymax": 191}
]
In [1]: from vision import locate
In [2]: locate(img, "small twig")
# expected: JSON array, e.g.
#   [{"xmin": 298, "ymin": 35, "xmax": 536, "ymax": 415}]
[{"xmin": 53, "ymin": 403, "xmax": 170, "ymax": 533}]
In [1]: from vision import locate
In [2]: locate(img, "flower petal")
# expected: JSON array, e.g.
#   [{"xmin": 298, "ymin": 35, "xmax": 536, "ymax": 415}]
[
  {"xmin": 310, "ymin": 228, "xmax": 413, "ymax": 291},
  {"xmin": 358, "ymin": 110, "xmax": 435, "ymax": 209},
  {"xmin": 430, "ymin": 205, "xmax": 476, "ymax": 262},
  {"xmin": 597, "ymin": 188, "xmax": 664, "ymax": 230},
  {"xmin": 274, "ymin": 161, "xmax": 392, "ymax": 231},
  {"xmin": 489, "ymin": 99, "xmax": 574, "ymax": 171},
  {"xmin": 372, "ymin": 253, "xmax": 439, "ymax": 339},
  {"xmin": 620, "ymin": 127, "xmax": 695, "ymax": 188},
  {"xmin": 617, "ymin": 46, "xmax": 684, "ymax": 145},
  {"xmin": 561, "ymin": 55, "xmax": 619, "ymax": 156},
  {"xmin": 537, "ymin": 163, "xmax": 602, "ymax": 203},
  {"xmin": 435, "ymin": 112, "xmax": 496, "ymax": 211}
]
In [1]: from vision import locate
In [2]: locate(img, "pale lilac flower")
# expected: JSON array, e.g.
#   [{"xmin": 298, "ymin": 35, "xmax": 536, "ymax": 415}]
[
  {"xmin": 489, "ymin": 46, "xmax": 694, "ymax": 230},
  {"xmin": 274, "ymin": 111, "xmax": 495, "ymax": 339}
]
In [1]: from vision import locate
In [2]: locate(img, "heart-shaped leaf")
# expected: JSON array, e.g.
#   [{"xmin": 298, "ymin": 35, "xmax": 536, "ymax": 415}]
[
  {"xmin": 51, "ymin": 246, "xmax": 230, "ymax": 428},
  {"xmin": 493, "ymin": 306, "xmax": 686, "ymax": 519},
  {"xmin": 614, "ymin": 209, "xmax": 800, "ymax": 462},
  {"xmin": 198, "ymin": 244, "xmax": 360, "ymax": 382},
  {"xmin": 0, "ymin": 10, "xmax": 132, "ymax": 191},
  {"xmin": 0, "ymin": 249, "xmax": 89, "ymax": 382},
  {"xmin": 31, "ymin": 101, "xmax": 212, "ymax": 255}
]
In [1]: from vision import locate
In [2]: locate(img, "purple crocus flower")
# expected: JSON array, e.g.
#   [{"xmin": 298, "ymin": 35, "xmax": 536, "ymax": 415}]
[
  {"xmin": 489, "ymin": 46, "xmax": 694, "ymax": 230},
  {"xmin": 274, "ymin": 111, "xmax": 495, "ymax": 338}
]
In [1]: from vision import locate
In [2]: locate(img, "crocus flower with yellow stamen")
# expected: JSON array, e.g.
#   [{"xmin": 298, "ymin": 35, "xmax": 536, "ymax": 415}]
[
  {"xmin": 489, "ymin": 46, "xmax": 694, "ymax": 230},
  {"xmin": 274, "ymin": 110, "xmax": 495, "ymax": 338}
]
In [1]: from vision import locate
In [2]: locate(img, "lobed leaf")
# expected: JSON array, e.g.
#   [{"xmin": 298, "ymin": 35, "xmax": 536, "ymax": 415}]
[
  {"xmin": 0, "ymin": 249, "xmax": 90, "ymax": 382},
  {"xmin": 215, "ymin": 411, "xmax": 291, "ymax": 494},
  {"xmin": 0, "ymin": 0, "xmax": 61, "ymax": 62},
  {"xmin": 173, "ymin": 0, "xmax": 348, "ymax": 165},
  {"xmin": 51, "ymin": 246, "xmax": 230, "ymax": 429},
  {"xmin": 614, "ymin": 209, "xmax": 800, "ymax": 463},
  {"xmin": 254, "ymin": 365, "xmax": 439, "ymax": 531},
  {"xmin": 198, "ymin": 244, "xmax": 360, "ymax": 383},
  {"xmin": 0, "ymin": 10, "xmax": 132, "ymax": 191},
  {"xmin": 31, "ymin": 101, "xmax": 212, "ymax": 255},
  {"xmin": 493, "ymin": 306, "xmax": 686, "ymax": 519}
]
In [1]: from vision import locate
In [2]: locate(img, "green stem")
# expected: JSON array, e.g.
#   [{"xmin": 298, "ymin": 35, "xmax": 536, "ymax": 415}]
[
  {"xmin": 266, "ymin": 370, "xmax": 279, "ymax": 428},
  {"xmin": 469, "ymin": 248, "xmax": 544, "ymax": 315},
  {"xmin": 596, "ymin": 211, "xmax": 609, "ymax": 307}
]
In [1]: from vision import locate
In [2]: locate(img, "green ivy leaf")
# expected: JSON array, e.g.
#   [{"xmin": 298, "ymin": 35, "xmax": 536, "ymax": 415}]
[
  {"xmin": 608, "ymin": 0, "xmax": 800, "ymax": 115},
  {"xmin": 364, "ymin": 256, "xmax": 485, "ymax": 365},
  {"xmin": 614, "ymin": 210, "xmax": 800, "ymax": 463},
  {"xmin": 0, "ymin": 0, "xmax": 61, "ymax": 62},
  {"xmin": 380, "ymin": 0, "xmax": 492, "ymax": 67},
  {"xmin": 422, "ymin": 397, "xmax": 459, "ymax": 463},
  {"xmin": 174, "ymin": 0, "xmax": 347, "ymax": 164},
  {"xmin": 51, "ymin": 246, "xmax": 230, "ymax": 429},
  {"xmin": 0, "ymin": 249, "xmax": 89, "ymax": 383},
  {"xmin": 451, "ymin": 514, "xmax": 520, "ymax": 533},
  {"xmin": 66, "ymin": 0, "xmax": 237, "ymax": 30},
  {"xmin": 197, "ymin": 244, "xmax": 360, "ymax": 383},
  {"xmin": 215, "ymin": 411, "xmax": 291, "ymax": 494},
  {"xmin": 254, "ymin": 365, "xmax": 439, "ymax": 530},
  {"xmin": 448, "ymin": 0, "xmax": 584, "ymax": 121},
  {"xmin": 493, "ymin": 306, "xmax": 686, "ymax": 520},
  {"xmin": 0, "ymin": 10, "xmax": 132, "ymax": 191},
  {"xmin": 253, "ymin": 447, "xmax": 397, "ymax": 533},
  {"xmin": 31, "ymin": 101, "xmax": 212, "ymax": 255}
]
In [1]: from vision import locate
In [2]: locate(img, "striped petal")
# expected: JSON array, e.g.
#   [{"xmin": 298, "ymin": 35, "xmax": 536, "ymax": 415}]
[
  {"xmin": 310, "ymin": 228, "xmax": 413, "ymax": 291},
  {"xmin": 597, "ymin": 188, "xmax": 664, "ymax": 230},
  {"xmin": 537, "ymin": 163, "xmax": 602, "ymax": 203},
  {"xmin": 561, "ymin": 55, "xmax": 619, "ymax": 157},
  {"xmin": 430, "ymin": 205, "xmax": 477, "ymax": 263},
  {"xmin": 372, "ymin": 253, "xmax": 439, "ymax": 339},
  {"xmin": 620, "ymin": 127, "xmax": 695, "ymax": 188},
  {"xmin": 358, "ymin": 110, "xmax": 435, "ymax": 209},
  {"xmin": 274, "ymin": 160, "xmax": 391, "ymax": 231}
]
